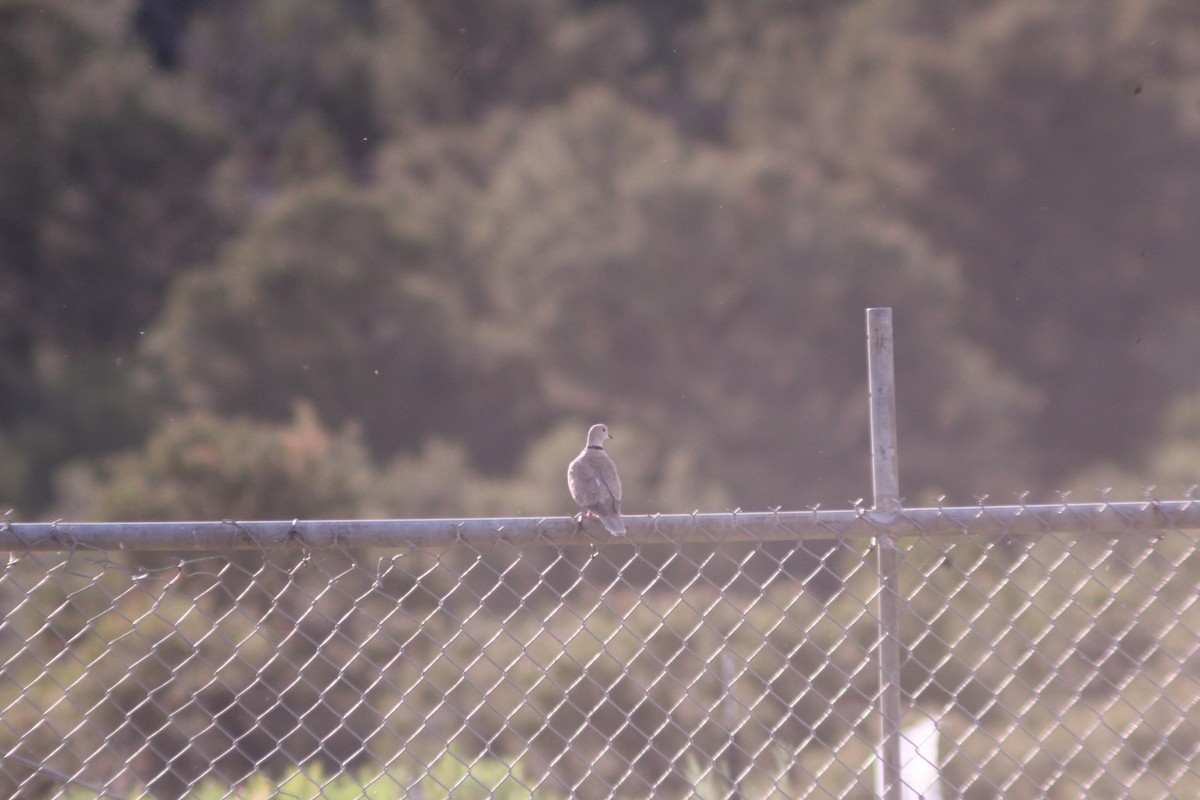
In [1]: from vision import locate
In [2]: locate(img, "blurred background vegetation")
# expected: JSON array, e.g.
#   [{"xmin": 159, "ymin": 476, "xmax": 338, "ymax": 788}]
[{"xmin": 4, "ymin": 0, "xmax": 1200, "ymax": 522}]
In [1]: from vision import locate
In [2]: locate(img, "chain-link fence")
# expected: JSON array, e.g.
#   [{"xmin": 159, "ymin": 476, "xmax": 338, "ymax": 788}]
[
  {"xmin": 5, "ymin": 310, "xmax": 1200, "ymax": 799},
  {"xmin": 3, "ymin": 498, "xmax": 1200, "ymax": 799}
]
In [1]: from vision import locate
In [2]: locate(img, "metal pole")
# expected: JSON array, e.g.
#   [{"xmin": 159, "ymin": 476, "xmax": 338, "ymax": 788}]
[{"xmin": 868, "ymin": 308, "xmax": 904, "ymax": 800}]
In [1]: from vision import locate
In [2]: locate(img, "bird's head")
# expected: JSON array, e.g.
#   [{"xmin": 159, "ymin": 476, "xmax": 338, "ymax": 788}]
[{"xmin": 586, "ymin": 423, "xmax": 612, "ymax": 447}]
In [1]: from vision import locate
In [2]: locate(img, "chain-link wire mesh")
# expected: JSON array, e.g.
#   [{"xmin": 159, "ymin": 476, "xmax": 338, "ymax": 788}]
[{"xmin": 3, "ymin": 499, "xmax": 1200, "ymax": 799}]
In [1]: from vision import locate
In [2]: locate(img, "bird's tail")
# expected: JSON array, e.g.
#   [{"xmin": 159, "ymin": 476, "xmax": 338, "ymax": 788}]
[{"xmin": 601, "ymin": 515, "xmax": 626, "ymax": 535}]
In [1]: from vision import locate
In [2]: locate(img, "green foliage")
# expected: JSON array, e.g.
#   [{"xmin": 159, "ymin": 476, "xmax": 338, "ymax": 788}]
[
  {"xmin": 6, "ymin": 3, "xmax": 1200, "ymax": 798},
  {"xmin": 56, "ymin": 404, "xmax": 370, "ymax": 521},
  {"xmin": 185, "ymin": 1, "xmax": 380, "ymax": 171},
  {"xmin": 1065, "ymin": 387, "xmax": 1200, "ymax": 497},
  {"xmin": 0, "ymin": 0, "xmax": 1197, "ymax": 516},
  {"xmin": 682, "ymin": 748, "xmax": 805, "ymax": 800},
  {"xmin": 0, "ymin": 0, "xmax": 226, "ymax": 511},
  {"xmin": 415, "ymin": 752, "xmax": 534, "ymax": 800},
  {"xmin": 462, "ymin": 88, "xmax": 1037, "ymax": 503},
  {"xmin": 60, "ymin": 757, "xmax": 535, "ymax": 800},
  {"xmin": 147, "ymin": 182, "xmax": 462, "ymax": 452}
]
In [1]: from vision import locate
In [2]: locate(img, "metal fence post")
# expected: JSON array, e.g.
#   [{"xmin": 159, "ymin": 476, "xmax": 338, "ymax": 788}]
[{"xmin": 868, "ymin": 307, "xmax": 904, "ymax": 800}]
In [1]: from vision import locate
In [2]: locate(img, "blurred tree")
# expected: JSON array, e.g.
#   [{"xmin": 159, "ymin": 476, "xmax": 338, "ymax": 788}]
[
  {"xmin": 185, "ymin": 0, "xmax": 381, "ymax": 177},
  {"xmin": 0, "ymin": 0, "xmax": 225, "ymax": 512},
  {"xmin": 147, "ymin": 182, "xmax": 449, "ymax": 447},
  {"xmin": 56, "ymin": 403, "xmax": 369, "ymax": 521},
  {"xmin": 467, "ymin": 88, "xmax": 1037, "ymax": 507},
  {"xmin": 371, "ymin": 0, "xmax": 577, "ymax": 130},
  {"xmin": 132, "ymin": 0, "xmax": 208, "ymax": 70},
  {"xmin": 35, "ymin": 61, "xmax": 225, "ymax": 347},
  {"xmin": 146, "ymin": 181, "xmax": 545, "ymax": 468},
  {"xmin": 3, "ymin": 0, "xmax": 1197, "ymax": 521},
  {"xmin": 684, "ymin": 0, "xmax": 1200, "ymax": 491},
  {"xmin": 898, "ymin": 1, "xmax": 1200, "ymax": 485},
  {"xmin": 1144, "ymin": 390, "xmax": 1200, "ymax": 490},
  {"xmin": 1068, "ymin": 387, "xmax": 1200, "ymax": 499}
]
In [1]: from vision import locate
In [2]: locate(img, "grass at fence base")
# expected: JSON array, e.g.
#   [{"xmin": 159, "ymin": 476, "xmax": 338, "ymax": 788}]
[
  {"xmin": 57, "ymin": 753, "xmax": 820, "ymax": 799},
  {"xmin": 682, "ymin": 745, "xmax": 840, "ymax": 800},
  {"xmin": 61, "ymin": 755, "xmax": 536, "ymax": 800}
]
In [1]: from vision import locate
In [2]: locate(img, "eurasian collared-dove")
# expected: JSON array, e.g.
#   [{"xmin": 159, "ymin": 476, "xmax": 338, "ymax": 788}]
[{"xmin": 567, "ymin": 423, "xmax": 625, "ymax": 535}]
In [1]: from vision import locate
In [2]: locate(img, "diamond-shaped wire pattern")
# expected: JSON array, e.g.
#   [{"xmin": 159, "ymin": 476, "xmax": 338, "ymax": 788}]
[{"xmin": 2, "ymin": 505, "xmax": 1200, "ymax": 799}]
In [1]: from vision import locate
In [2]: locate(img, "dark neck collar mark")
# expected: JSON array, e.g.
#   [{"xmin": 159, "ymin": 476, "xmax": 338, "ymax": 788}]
[{"xmin": 587, "ymin": 445, "xmax": 604, "ymax": 450}]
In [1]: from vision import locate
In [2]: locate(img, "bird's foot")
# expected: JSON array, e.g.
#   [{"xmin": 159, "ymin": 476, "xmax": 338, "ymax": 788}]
[{"xmin": 574, "ymin": 510, "xmax": 601, "ymax": 531}]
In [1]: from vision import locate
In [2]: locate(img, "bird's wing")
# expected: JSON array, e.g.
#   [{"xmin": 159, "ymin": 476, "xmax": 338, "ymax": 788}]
[
  {"xmin": 593, "ymin": 451, "xmax": 622, "ymax": 514},
  {"xmin": 568, "ymin": 454, "xmax": 599, "ymax": 508},
  {"xmin": 569, "ymin": 451, "xmax": 621, "ymax": 515},
  {"xmin": 583, "ymin": 451, "xmax": 621, "ymax": 516}
]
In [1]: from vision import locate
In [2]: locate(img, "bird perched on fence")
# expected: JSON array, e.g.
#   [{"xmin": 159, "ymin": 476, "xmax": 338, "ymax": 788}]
[{"xmin": 568, "ymin": 423, "xmax": 625, "ymax": 535}]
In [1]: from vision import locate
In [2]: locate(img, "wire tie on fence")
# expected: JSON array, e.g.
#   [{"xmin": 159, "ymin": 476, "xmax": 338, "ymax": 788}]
[
  {"xmin": 65, "ymin": 552, "xmax": 113, "ymax": 580},
  {"xmin": 1185, "ymin": 485, "xmax": 1197, "ymax": 502},
  {"xmin": 221, "ymin": 518, "xmax": 255, "ymax": 547},
  {"xmin": 163, "ymin": 556, "xmax": 186, "ymax": 589},
  {"xmin": 531, "ymin": 516, "xmax": 545, "ymax": 540},
  {"xmin": 1016, "ymin": 491, "xmax": 1030, "ymax": 510},
  {"xmin": 1140, "ymin": 489, "xmax": 1169, "ymax": 536},
  {"xmin": 48, "ymin": 517, "xmax": 77, "ymax": 550},
  {"xmin": 1, "ymin": 509, "xmax": 34, "ymax": 552},
  {"xmin": 375, "ymin": 554, "xmax": 406, "ymax": 588}
]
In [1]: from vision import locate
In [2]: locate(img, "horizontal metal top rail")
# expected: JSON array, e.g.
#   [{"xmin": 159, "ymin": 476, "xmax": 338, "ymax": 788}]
[{"xmin": 3, "ymin": 499, "xmax": 1199, "ymax": 552}]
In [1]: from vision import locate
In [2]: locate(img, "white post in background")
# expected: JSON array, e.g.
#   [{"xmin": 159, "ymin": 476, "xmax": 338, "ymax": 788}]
[
  {"xmin": 868, "ymin": 308, "xmax": 904, "ymax": 800},
  {"xmin": 875, "ymin": 716, "xmax": 943, "ymax": 800}
]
